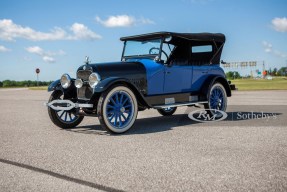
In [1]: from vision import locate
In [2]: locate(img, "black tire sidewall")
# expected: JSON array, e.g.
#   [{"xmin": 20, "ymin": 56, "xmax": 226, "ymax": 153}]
[{"xmin": 48, "ymin": 91, "xmax": 84, "ymax": 129}]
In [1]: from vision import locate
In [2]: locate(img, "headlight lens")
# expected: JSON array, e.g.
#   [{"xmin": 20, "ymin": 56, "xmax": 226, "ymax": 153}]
[
  {"xmin": 89, "ymin": 73, "xmax": 101, "ymax": 88},
  {"xmin": 75, "ymin": 79, "xmax": 83, "ymax": 88},
  {"xmin": 60, "ymin": 74, "xmax": 71, "ymax": 89}
]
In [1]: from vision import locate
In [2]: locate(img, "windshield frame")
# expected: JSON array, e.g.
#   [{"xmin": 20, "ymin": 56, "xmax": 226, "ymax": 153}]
[{"xmin": 121, "ymin": 38, "xmax": 164, "ymax": 62}]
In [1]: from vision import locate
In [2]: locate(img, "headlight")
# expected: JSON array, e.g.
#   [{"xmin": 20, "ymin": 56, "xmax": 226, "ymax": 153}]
[
  {"xmin": 89, "ymin": 73, "xmax": 101, "ymax": 88},
  {"xmin": 75, "ymin": 79, "xmax": 83, "ymax": 88},
  {"xmin": 60, "ymin": 74, "xmax": 71, "ymax": 89}
]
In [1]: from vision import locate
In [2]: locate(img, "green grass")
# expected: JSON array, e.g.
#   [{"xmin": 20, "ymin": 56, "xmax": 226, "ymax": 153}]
[
  {"xmin": 230, "ymin": 77, "xmax": 287, "ymax": 91},
  {"xmin": 28, "ymin": 86, "xmax": 48, "ymax": 90}
]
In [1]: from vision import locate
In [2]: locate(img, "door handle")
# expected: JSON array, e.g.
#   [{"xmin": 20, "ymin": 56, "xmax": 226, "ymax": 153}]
[
  {"xmin": 165, "ymin": 71, "xmax": 171, "ymax": 74},
  {"xmin": 201, "ymin": 71, "xmax": 208, "ymax": 74}
]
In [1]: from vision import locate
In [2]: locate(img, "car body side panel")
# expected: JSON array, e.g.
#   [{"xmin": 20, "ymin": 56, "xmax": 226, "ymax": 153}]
[
  {"xmin": 164, "ymin": 65, "xmax": 193, "ymax": 94},
  {"xmin": 126, "ymin": 59, "xmax": 165, "ymax": 95},
  {"xmin": 191, "ymin": 65, "xmax": 211, "ymax": 91}
]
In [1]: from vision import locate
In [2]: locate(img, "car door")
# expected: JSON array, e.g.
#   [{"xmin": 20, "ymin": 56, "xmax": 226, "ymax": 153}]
[
  {"xmin": 163, "ymin": 43, "xmax": 193, "ymax": 94},
  {"xmin": 164, "ymin": 64, "xmax": 193, "ymax": 94}
]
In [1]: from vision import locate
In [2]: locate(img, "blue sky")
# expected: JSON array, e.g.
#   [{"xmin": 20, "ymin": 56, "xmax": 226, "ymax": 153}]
[{"xmin": 0, "ymin": 0, "xmax": 287, "ymax": 81}]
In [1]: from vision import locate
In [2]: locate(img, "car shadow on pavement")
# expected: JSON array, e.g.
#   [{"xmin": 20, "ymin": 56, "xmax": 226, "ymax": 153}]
[
  {"xmin": 65, "ymin": 114, "xmax": 201, "ymax": 135},
  {"xmin": 63, "ymin": 110, "xmax": 284, "ymax": 135}
]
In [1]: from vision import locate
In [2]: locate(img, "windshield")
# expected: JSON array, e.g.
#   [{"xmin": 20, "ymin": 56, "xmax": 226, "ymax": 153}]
[{"xmin": 123, "ymin": 39, "xmax": 162, "ymax": 58}]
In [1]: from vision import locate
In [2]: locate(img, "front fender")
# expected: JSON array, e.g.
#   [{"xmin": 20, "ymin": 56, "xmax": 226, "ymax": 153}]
[
  {"xmin": 48, "ymin": 79, "xmax": 77, "ymax": 99},
  {"xmin": 93, "ymin": 77, "xmax": 151, "ymax": 108},
  {"xmin": 48, "ymin": 79, "xmax": 62, "ymax": 92},
  {"xmin": 94, "ymin": 77, "xmax": 130, "ymax": 93}
]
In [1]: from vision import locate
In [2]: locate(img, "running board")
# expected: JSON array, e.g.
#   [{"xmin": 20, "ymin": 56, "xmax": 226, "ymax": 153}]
[{"xmin": 152, "ymin": 101, "xmax": 208, "ymax": 109}]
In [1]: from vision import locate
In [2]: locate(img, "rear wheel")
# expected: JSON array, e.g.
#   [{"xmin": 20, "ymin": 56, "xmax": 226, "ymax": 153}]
[
  {"xmin": 204, "ymin": 82, "xmax": 227, "ymax": 117},
  {"xmin": 157, "ymin": 107, "xmax": 177, "ymax": 116},
  {"xmin": 48, "ymin": 91, "xmax": 84, "ymax": 129},
  {"xmin": 97, "ymin": 86, "xmax": 138, "ymax": 133}
]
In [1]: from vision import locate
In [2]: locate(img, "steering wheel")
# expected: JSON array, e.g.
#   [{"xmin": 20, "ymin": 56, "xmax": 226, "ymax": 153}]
[{"xmin": 149, "ymin": 47, "xmax": 169, "ymax": 59}]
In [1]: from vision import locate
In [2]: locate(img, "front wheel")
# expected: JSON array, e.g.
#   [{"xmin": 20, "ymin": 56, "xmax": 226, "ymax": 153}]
[
  {"xmin": 157, "ymin": 107, "xmax": 177, "ymax": 116},
  {"xmin": 48, "ymin": 91, "xmax": 84, "ymax": 129},
  {"xmin": 97, "ymin": 86, "xmax": 138, "ymax": 133},
  {"xmin": 204, "ymin": 82, "xmax": 227, "ymax": 117}
]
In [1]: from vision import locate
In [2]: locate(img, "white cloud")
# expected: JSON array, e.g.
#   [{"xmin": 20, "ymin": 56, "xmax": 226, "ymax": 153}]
[
  {"xmin": 262, "ymin": 41, "xmax": 272, "ymax": 53},
  {"xmin": 96, "ymin": 15, "xmax": 135, "ymax": 27},
  {"xmin": 262, "ymin": 41, "xmax": 286, "ymax": 58},
  {"xmin": 43, "ymin": 56, "xmax": 55, "ymax": 63},
  {"xmin": 96, "ymin": 15, "xmax": 155, "ymax": 28},
  {"xmin": 274, "ymin": 50, "xmax": 287, "ymax": 58},
  {"xmin": 25, "ymin": 46, "xmax": 65, "ymax": 63},
  {"xmin": 139, "ymin": 17, "xmax": 155, "ymax": 25},
  {"xmin": 271, "ymin": 17, "xmax": 287, "ymax": 32},
  {"xmin": 0, "ymin": 19, "xmax": 101, "ymax": 41},
  {"xmin": 69, "ymin": 23, "xmax": 101, "ymax": 40},
  {"xmin": 0, "ymin": 45, "xmax": 11, "ymax": 52},
  {"xmin": 26, "ymin": 46, "xmax": 44, "ymax": 55}
]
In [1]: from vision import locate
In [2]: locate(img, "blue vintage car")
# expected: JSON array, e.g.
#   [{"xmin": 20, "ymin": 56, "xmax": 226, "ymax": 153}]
[{"xmin": 46, "ymin": 32, "xmax": 232, "ymax": 133}]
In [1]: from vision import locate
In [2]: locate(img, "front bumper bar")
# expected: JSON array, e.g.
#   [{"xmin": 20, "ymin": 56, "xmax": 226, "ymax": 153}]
[{"xmin": 45, "ymin": 99, "xmax": 93, "ymax": 111}]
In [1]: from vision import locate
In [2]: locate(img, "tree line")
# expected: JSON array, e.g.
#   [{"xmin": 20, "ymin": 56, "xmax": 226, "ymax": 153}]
[
  {"xmin": 0, "ymin": 80, "xmax": 52, "ymax": 88},
  {"xmin": 226, "ymin": 67, "xmax": 287, "ymax": 80}
]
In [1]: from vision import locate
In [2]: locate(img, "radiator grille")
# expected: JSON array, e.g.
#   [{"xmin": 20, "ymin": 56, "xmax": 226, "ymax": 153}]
[
  {"xmin": 77, "ymin": 70, "xmax": 92, "ymax": 81},
  {"xmin": 77, "ymin": 70, "xmax": 93, "ymax": 100}
]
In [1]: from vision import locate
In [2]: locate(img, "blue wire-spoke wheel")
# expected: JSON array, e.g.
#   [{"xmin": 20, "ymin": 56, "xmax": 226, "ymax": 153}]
[
  {"xmin": 205, "ymin": 83, "xmax": 227, "ymax": 117},
  {"xmin": 157, "ymin": 107, "xmax": 177, "ymax": 116},
  {"xmin": 48, "ymin": 91, "xmax": 84, "ymax": 129},
  {"xmin": 163, "ymin": 107, "xmax": 174, "ymax": 112},
  {"xmin": 56, "ymin": 110, "xmax": 78, "ymax": 123},
  {"xmin": 100, "ymin": 86, "xmax": 138, "ymax": 133}
]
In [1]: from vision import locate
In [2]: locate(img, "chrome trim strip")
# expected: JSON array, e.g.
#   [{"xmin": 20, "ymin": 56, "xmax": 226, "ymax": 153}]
[
  {"xmin": 153, "ymin": 101, "xmax": 208, "ymax": 109},
  {"xmin": 45, "ymin": 100, "xmax": 93, "ymax": 111}
]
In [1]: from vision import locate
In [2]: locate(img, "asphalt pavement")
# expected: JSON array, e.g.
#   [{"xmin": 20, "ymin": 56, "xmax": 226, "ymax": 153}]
[{"xmin": 0, "ymin": 89, "xmax": 287, "ymax": 192}]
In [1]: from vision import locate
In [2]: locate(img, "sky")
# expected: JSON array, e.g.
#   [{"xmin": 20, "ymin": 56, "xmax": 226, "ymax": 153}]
[{"xmin": 0, "ymin": 0, "xmax": 287, "ymax": 81}]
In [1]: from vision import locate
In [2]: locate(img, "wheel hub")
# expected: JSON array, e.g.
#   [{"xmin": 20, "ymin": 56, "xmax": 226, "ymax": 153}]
[{"xmin": 120, "ymin": 107, "xmax": 125, "ymax": 113}]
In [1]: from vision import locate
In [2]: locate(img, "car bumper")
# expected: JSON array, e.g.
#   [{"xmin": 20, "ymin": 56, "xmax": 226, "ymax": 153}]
[{"xmin": 45, "ymin": 99, "xmax": 93, "ymax": 111}]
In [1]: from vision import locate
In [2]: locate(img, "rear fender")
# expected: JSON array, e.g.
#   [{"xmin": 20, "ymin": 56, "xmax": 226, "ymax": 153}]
[{"xmin": 201, "ymin": 75, "xmax": 231, "ymax": 99}]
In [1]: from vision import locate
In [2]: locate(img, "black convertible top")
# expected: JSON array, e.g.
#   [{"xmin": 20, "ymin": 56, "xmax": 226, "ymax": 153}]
[{"xmin": 120, "ymin": 31, "xmax": 225, "ymax": 43}]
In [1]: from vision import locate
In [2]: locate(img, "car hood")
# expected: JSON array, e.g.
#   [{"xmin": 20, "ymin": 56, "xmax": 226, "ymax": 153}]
[{"xmin": 77, "ymin": 61, "xmax": 146, "ymax": 80}]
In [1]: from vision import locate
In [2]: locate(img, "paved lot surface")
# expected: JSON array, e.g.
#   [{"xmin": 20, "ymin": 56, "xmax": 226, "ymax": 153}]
[{"xmin": 0, "ymin": 89, "xmax": 287, "ymax": 192}]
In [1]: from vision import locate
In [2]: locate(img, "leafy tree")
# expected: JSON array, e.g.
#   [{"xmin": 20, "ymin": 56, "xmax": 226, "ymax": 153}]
[
  {"xmin": 278, "ymin": 67, "xmax": 287, "ymax": 76},
  {"xmin": 0, "ymin": 80, "xmax": 52, "ymax": 87},
  {"xmin": 226, "ymin": 71, "xmax": 241, "ymax": 79},
  {"xmin": 272, "ymin": 68, "xmax": 278, "ymax": 76}
]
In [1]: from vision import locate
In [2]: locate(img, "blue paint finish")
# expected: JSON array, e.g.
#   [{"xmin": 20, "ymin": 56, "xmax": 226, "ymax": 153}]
[
  {"xmin": 127, "ymin": 58, "xmax": 227, "ymax": 96},
  {"xmin": 127, "ymin": 59, "xmax": 165, "ymax": 95},
  {"xmin": 208, "ymin": 64, "xmax": 226, "ymax": 77},
  {"xmin": 164, "ymin": 65, "xmax": 193, "ymax": 94},
  {"xmin": 192, "ymin": 65, "xmax": 225, "ymax": 92}
]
